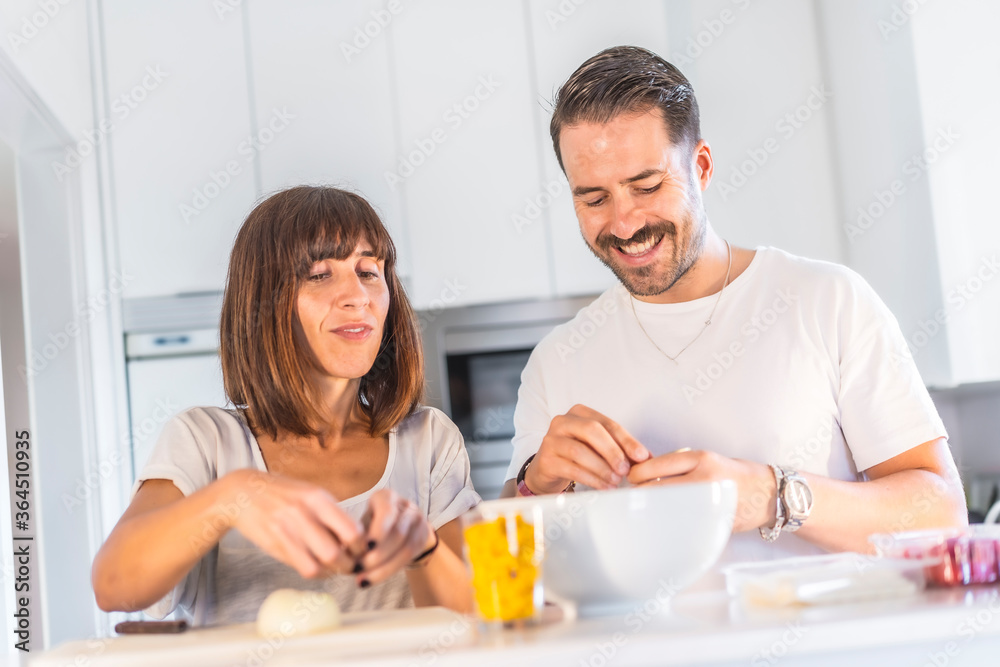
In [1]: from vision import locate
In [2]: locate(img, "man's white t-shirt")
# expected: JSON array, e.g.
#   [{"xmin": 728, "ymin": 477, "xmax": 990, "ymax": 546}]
[
  {"xmin": 133, "ymin": 405, "xmax": 480, "ymax": 626},
  {"xmin": 505, "ymin": 247, "xmax": 947, "ymax": 575}
]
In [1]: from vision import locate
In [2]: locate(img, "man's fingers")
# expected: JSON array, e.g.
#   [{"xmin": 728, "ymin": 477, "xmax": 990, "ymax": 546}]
[
  {"xmin": 557, "ymin": 415, "xmax": 630, "ymax": 476},
  {"xmin": 600, "ymin": 419, "xmax": 651, "ymax": 463},
  {"xmin": 565, "ymin": 405, "xmax": 651, "ymax": 465},
  {"xmin": 543, "ymin": 453, "xmax": 617, "ymax": 491},
  {"xmin": 556, "ymin": 439, "xmax": 623, "ymax": 487},
  {"xmin": 627, "ymin": 451, "xmax": 700, "ymax": 486}
]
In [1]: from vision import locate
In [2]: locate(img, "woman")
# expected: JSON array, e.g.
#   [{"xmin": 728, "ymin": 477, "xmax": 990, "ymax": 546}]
[{"xmin": 92, "ymin": 186, "xmax": 480, "ymax": 625}]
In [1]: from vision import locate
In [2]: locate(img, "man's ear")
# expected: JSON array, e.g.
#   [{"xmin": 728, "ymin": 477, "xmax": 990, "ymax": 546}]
[{"xmin": 692, "ymin": 139, "xmax": 713, "ymax": 191}]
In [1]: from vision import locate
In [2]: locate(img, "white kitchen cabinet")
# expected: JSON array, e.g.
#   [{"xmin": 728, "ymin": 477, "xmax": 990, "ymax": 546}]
[
  {"xmin": 909, "ymin": 0, "xmax": 1000, "ymax": 385},
  {"xmin": 103, "ymin": 0, "xmax": 258, "ymax": 299},
  {"xmin": 387, "ymin": 1, "xmax": 553, "ymax": 309},
  {"xmin": 819, "ymin": 0, "xmax": 1000, "ymax": 387},
  {"xmin": 524, "ymin": 0, "xmax": 671, "ymax": 298},
  {"xmin": 672, "ymin": 0, "xmax": 844, "ymax": 267},
  {"xmin": 245, "ymin": 0, "xmax": 411, "ymax": 277}
]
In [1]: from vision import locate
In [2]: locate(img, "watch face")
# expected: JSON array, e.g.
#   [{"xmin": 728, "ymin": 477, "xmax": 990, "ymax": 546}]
[{"xmin": 784, "ymin": 479, "xmax": 814, "ymax": 516}]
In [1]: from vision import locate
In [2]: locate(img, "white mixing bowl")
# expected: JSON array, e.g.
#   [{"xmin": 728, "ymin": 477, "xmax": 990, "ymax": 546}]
[{"xmin": 468, "ymin": 480, "xmax": 737, "ymax": 616}]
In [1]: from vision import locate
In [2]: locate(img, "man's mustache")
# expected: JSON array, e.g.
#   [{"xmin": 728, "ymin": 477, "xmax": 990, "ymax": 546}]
[{"xmin": 596, "ymin": 222, "xmax": 674, "ymax": 253}]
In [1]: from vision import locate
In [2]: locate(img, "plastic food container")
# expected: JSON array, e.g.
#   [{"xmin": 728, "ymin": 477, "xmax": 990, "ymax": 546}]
[
  {"xmin": 723, "ymin": 553, "xmax": 927, "ymax": 607},
  {"xmin": 462, "ymin": 503, "xmax": 545, "ymax": 626},
  {"xmin": 869, "ymin": 525, "xmax": 1000, "ymax": 587}
]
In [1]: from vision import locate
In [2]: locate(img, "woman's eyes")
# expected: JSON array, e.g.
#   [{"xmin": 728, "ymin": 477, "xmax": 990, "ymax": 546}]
[{"xmin": 308, "ymin": 269, "xmax": 380, "ymax": 281}]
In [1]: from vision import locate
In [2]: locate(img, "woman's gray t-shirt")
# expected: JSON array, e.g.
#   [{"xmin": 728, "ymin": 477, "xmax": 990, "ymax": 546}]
[{"xmin": 131, "ymin": 405, "xmax": 481, "ymax": 626}]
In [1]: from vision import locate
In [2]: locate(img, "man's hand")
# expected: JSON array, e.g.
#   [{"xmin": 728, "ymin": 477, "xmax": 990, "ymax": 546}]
[
  {"xmin": 523, "ymin": 404, "xmax": 652, "ymax": 494},
  {"xmin": 627, "ymin": 449, "xmax": 777, "ymax": 533}
]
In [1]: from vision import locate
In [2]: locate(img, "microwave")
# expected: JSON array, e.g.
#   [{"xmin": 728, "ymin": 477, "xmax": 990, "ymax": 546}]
[{"xmin": 417, "ymin": 295, "xmax": 597, "ymax": 499}]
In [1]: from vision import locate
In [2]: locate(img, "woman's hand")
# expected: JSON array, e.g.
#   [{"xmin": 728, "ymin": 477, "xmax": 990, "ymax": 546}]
[
  {"xmin": 227, "ymin": 469, "xmax": 367, "ymax": 578},
  {"xmin": 355, "ymin": 489, "xmax": 435, "ymax": 586}
]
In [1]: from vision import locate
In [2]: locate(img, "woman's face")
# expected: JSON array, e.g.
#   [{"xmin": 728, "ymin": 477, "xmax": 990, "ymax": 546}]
[{"xmin": 294, "ymin": 241, "xmax": 390, "ymax": 382}]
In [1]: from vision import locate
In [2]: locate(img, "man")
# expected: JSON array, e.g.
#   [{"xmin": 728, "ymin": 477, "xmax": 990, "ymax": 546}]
[{"xmin": 500, "ymin": 46, "xmax": 965, "ymax": 567}]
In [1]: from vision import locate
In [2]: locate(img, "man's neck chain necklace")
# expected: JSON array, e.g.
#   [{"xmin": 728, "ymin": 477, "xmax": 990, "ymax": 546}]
[{"xmin": 629, "ymin": 240, "xmax": 732, "ymax": 364}]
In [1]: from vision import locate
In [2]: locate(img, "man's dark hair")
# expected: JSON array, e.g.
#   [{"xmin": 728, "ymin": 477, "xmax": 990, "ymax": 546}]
[{"xmin": 549, "ymin": 45, "xmax": 701, "ymax": 171}]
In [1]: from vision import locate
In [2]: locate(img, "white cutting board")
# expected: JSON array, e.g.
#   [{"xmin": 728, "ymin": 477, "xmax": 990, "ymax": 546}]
[{"xmin": 33, "ymin": 607, "xmax": 475, "ymax": 667}]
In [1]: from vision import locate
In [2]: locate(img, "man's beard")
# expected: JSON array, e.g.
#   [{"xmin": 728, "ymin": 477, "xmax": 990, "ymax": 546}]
[{"xmin": 586, "ymin": 209, "xmax": 707, "ymax": 298}]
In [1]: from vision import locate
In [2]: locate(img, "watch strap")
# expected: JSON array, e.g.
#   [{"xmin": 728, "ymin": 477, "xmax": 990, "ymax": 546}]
[{"xmin": 759, "ymin": 464, "xmax": 786, "ymax": 543}]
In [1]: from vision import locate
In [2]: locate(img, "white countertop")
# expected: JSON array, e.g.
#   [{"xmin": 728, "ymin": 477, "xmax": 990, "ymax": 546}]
[{"xmin": 31, "ymin": 586, "xmax": 1000, "ymax": 667}]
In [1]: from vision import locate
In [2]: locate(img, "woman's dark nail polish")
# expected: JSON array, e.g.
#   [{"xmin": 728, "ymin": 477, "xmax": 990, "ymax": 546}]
[
  {"xmin": 367, "ymin": 539, "xmax": 377, "ymax": 551},
  {"xmin": 359, "ymin": 579, "xmax": 371, "ymax": 589},
  {"xmin": 351, "ymin": 562, "xmax": 363, "ymax": 574}
]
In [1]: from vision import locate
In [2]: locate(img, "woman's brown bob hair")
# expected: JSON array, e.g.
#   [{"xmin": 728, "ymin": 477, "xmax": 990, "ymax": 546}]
[{"xmin": 220, "ymin": 186, "xmax": 423, "ymax": 439}]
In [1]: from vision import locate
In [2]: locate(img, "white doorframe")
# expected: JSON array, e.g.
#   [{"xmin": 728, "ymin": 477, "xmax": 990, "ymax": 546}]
[{"xmin": 0, "ymin": 22, "xmax": 129, "ymax": 648}]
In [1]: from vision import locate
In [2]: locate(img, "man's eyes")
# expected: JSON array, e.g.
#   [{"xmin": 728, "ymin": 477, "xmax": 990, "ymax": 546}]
[{"xmin": 582, "ymin": 184, "xmax": 660, "ymax": 208}]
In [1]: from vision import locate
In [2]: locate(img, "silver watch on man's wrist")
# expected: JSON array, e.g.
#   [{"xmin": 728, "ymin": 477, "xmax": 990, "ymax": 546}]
[
  {"xmin": 778, "ymin": 466, "xmax": 813, "ymax": 532},
  {"xmin": 759, "ymin": 464, "xmax": 813, "ymax": 542}
]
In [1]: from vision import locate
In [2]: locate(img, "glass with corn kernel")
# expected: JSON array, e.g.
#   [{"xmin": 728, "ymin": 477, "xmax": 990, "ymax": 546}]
[{"xmin": 462, "ymin": 502, "xmax": 545, "ymax": 628}]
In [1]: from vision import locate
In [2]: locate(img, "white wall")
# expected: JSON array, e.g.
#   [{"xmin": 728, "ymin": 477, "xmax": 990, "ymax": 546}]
[{"xmin": 0, "ymin": 0, "xmax": 94, "ymax": 136}]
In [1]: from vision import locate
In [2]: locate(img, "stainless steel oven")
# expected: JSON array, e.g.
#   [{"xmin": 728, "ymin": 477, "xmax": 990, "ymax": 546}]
[{"xmin": 417, "ymin": 295, "xmax": 597, "ymax": 499}]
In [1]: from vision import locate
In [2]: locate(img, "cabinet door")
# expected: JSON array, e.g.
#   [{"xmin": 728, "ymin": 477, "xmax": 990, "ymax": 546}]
[
  {"xmin": 389, "ymin": 1, "xmax": 553, "ymax": 309},
  {"xmin": 245, "ymin": 0, "xmax": 410, "ymax": 276},
  {"xmin": 911, "ymin": 0, "xmax": 1000, "ymax": 385},
  {"xmin": 525, "ymin": 0, "xmax": 670, "ymax": 297},
  {"xmin": 103, "ymin": 1, "xmax": 257, "ymax": 298},
  {"xmin": 683, "ymin": 0, "xmax": 843, "ymax": 267}
]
